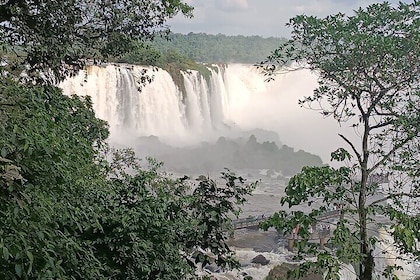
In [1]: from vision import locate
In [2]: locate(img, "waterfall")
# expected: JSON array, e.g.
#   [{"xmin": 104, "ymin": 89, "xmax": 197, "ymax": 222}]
[
  {"xmin": 60, "ymin": 63, "xmax": 293, "ymax": 147},
  {"xmin": 60, "ymin": 63, "xmax": 346, "ymax": 161},
  {"xmin": 61, "ymin": 65, "xmax": 190, "ymax": 144},
  {"xmin": 373, "ymin": 227, "xmax": 419, "ymax": 279}
]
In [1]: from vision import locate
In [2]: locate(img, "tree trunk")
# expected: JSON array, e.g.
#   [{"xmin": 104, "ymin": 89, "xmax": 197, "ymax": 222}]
[
  {"xmin": 359, "ymin": 114, "xmax": 372, "ymax": 280},
  {"xmin": 362, "ymin": 249, "xmax": 375, "ymax": 280}
]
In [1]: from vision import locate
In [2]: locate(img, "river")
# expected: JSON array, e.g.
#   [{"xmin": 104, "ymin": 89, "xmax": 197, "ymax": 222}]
[{"xmin": 199, "ymin": 170, "xmax": 420, "ymax": 280}]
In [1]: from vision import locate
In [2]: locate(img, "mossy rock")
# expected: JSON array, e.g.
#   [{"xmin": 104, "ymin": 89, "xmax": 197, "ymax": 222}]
[{"xmin": 265, "ymin": 263, "xmax": 322, "ymax": 280}]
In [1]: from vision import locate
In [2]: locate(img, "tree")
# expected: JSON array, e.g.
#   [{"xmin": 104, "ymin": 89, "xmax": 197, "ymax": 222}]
[
  {"xmin": 0, "ymin": 76, "xmax": 256, "ymax": 279},
  {"xmin": 87, "ymin": 153, "xmax": 256, "ymax": 279},
  {"xmin": 259, "ymin": 2, "xmax": 420, "ymax": 279},
  {"xmin": 0, "ymin": 78, "xmax": 111, "ymax": 278},
  {"xmin": 0, "ymin": 0, "xmax": 259, "ymax": 278},
  {"xmin": 0, "ymin": 0, "xmax": 193, "ymax": 83}
]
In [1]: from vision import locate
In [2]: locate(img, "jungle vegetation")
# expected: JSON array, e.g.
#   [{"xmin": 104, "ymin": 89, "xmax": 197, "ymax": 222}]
[
  {"xmin": 259, "ymin": 2, "xmax": 420, "ymax": 279},
  {"xmin": 0, "ymin": 1, "xmax": 257, "ymax": 279}
]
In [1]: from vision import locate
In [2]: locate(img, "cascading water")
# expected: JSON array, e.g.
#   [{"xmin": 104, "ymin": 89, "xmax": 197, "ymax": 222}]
[
  {"xmin": 61, "ymin": 65, "xmax": 192, "ymax": 144},
  {"xmin": 60, "ymin": 63, "xmax": 418, "ymax": 280},
  {"xmin": 373, "ymin": 227, "xmax": 419, "ymax": 279},
  {"xmin": 61, "ymin": 64, "xmax": 243, "ymax": 146},
  {"xmin": 60, "ymin": 63, "xmax": 341, "ymax": 161}
]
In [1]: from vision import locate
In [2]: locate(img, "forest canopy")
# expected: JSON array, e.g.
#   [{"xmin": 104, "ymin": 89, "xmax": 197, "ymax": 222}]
[
  {"xmin": 0, "ymin": 0, "xmax": 193, "ymax": 83},
  {"xmin": 118, "ymin": 32, "xmax": 287, "ymax": 65}
]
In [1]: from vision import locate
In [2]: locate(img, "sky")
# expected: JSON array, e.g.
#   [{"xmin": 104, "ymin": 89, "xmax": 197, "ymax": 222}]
[
  {"xmin": 167, "ymin": 0, "xmax": 414, "ymax": 163},
  {"xmin": 169, "ymin": 0, "xmax": 406, "ymax": 38}
]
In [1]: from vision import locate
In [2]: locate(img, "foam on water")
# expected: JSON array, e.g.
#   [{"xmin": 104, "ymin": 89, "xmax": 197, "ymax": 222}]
[{"xmin": 60, "ymin": 63, "xmax": 419, "ymax": 279}]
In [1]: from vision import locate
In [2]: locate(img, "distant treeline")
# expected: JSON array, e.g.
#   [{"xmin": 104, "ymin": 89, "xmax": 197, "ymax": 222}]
[
  {"xmin": 135, "ymin": 134, "xmax": 323, "ymax": 177},
  {"xmin": 151, "ymin": 32, "xmax": 287, "ymax": 64},
  {"xmin": 116, "ymin": 32, "xmax": 286, "ymax": 67},
  {"xmin": 2, "ymin": 33, "xmax": 285, "ymax": 80}
]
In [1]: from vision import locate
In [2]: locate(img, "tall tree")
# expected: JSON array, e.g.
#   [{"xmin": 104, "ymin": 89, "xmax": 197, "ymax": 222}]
[
  {"xmin": 0, "ymin": 0, "xmax": 193, "ymax": 83},
  {"xmin": 259, "ymin": 2, "xmax": 420, "ymax": 279},
  {"xmin": 0, "ymin": 78, "xmax": 256, "ymax": 278},
  {"xmin": 0, "ymin": 0, "xmax": 258, "ymax": 278}
]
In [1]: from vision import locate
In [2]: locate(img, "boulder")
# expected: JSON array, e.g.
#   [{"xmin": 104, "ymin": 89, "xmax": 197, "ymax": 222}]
[
  {"xmin": 251, "ymin": 254, "xmax": 270, "ymax": 265},
  {"xmin": 204, "ymin": 265, "xmax": 221, "ymax": 273}
]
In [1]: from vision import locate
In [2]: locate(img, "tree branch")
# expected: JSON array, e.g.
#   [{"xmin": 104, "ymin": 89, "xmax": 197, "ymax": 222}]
[
  {"xmin": 370, "ymin": 120, "xmax": 394, "ymax": 130},
  {"xmin": 339, "ymin": 133, "xmax": 362, "ymax": 165},
  {"xmin": 370, "ymin": 192, "xmax": 420, "ymax": 207},
  {"xmin": 368, "ymin": 133, "xmax": 417, "ymax": 173}
]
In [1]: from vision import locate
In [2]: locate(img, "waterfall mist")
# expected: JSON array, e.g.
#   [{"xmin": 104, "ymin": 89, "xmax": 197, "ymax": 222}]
[
  {"xmin": 60, "ymin": 63, "xmax": 420, "ymax": 279},
  {"xmin": 61, "ymin": 63, "xmax": 348, "ymax": 163}
]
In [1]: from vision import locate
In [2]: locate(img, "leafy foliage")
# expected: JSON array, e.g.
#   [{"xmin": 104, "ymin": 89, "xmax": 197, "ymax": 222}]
[
  {"xmin": 0, "ymin": 0, "xmax": 193, "ymax": 83},
  {"xmin": 259, "ymin": 2, "xmax": 420, "ymax": 279},
  {"xmin": 0, "ymin": 78, "xmax": 256, "ymax": 279},
  {"xmin": 144, "ymin": 32, "xmax": 287, "ymax": 64},
  {"xmin": 0, "ymin": 78, "xmax": 110, "ymax": 278}
]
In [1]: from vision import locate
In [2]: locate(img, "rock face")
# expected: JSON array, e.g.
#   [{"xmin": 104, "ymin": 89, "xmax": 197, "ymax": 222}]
[
  {"xmin": 251, "ymin": 254, "xmax": 270, "ymax": 265},
  {"xmin": 265, "ymin": 263, "xmax": 323, "ymax": 280}
]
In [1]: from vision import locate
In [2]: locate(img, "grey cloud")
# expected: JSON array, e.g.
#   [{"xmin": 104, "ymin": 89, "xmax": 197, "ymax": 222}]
[
  {"xmin": 215, "ymin": 0, "xmax": 249, "ymax": 11},
  {"xmin": 169, "ymin": 0, "xmax": 413, "ymax": 37}
]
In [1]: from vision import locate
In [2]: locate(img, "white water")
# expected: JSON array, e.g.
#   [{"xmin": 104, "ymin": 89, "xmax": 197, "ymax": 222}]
[
  {"xmin": 374, "ymin": 227, "xmax": 419, "ymax": 280},
  {"xmin": 60, "ymin": 63, "xmax": 342, "ymax": 161},
  {"xmin": 60, "ymin": 63, "xmax": 419, "ymax": 279}
]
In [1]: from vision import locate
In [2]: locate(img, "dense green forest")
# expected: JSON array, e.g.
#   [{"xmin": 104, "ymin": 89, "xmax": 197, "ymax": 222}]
[
  {"xmin": 117, "ymin": 33, "xmax": 286, "ymax": 66},
  {"xmin": 151, "ymin": 33, "xmax": 287, "ymax": 64}
]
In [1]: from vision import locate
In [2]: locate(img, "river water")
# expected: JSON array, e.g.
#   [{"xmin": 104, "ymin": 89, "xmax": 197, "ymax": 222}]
[
  {"xmin": 196, "ymin": 170, "xmax": 304, "ymax": 280},
  {"xmin": 199, "ymin": 170, "xmax": 420, "ymax": 280}
]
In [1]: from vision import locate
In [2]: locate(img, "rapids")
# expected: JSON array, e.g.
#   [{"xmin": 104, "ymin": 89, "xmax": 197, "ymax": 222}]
[{"xmin": 60, "ymin": 63, "xmax": 419, "ymax": 279}]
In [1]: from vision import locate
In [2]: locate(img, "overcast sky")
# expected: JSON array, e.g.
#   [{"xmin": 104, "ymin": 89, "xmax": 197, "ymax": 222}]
[
  {"xmin": 169, "ymin": 0, "xmax": 409, "ymax": 38},
  {"xmin": 167, "ymin": 0, "xmax": 415, "ymax": 162}
]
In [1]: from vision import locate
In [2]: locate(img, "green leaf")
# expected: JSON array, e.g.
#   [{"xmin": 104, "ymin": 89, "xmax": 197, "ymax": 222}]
[
  {"xmin": 2, "ymin": 247, "xmax": 10, "ymax": 260},
  {"xmin": 26, "ymin": 251, "xmax": 33, "ymax": 262},
  {"xmin": 1, "ymin": 147, "xmax": 7, "ymax": 157},
  {"xmin": 15, "ymin": 264, "xmax": 22, "ymax": 277}
]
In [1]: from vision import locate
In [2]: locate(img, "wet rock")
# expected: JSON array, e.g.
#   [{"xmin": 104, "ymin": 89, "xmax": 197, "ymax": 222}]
[
  {"xmin": 251, "ymin": 254, "xmax": 270, "ymax": 265},
  {"xmin": 266, "ymin": 263, "xmax": 322, "ymax": 280},
  {"xmin": 241, "ymin": 271, "xmax": 253, "ymax": 279},
  {"xmin": 204, "ymin": 265, "xmax": 221, "ymax": 273}
]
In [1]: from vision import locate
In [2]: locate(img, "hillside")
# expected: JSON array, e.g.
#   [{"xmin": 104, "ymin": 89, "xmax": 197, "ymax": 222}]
[
  {"xmin": 134, "ymin": 134, "xmax": 323, "ymax": 178},
  {"xmin": 115, "ymin": 32, "xmax": 286, "ymax": 67},
  {"xmin": 151, "ymin": 32, "xmax": 287, "ymax": 64}
]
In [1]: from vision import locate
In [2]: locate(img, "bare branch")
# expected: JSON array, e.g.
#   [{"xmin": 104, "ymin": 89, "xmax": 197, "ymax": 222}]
[
  {"xmin": 370, "ymin": 192, "xmax": 420, "ymax": 207},
  {"xmin": 339, "ymin": 133, "xmax": 362, "ymax": 165},
  {"xmin": 368, "ymin": 134, "xmax": 417, "ymax": 173}
]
